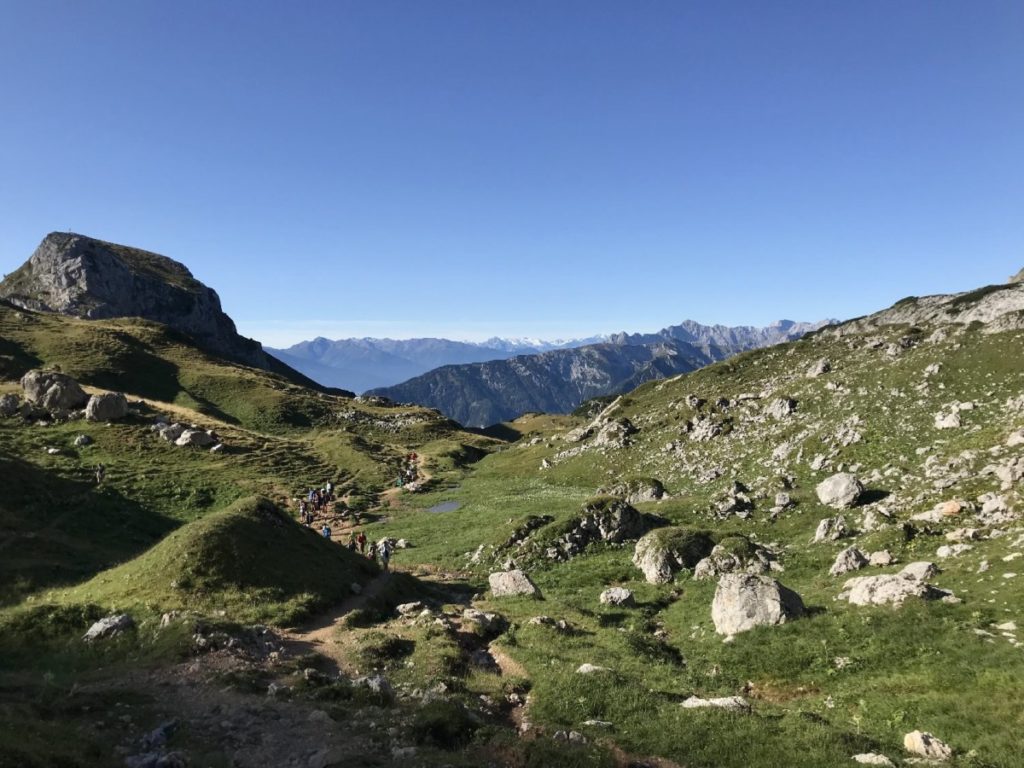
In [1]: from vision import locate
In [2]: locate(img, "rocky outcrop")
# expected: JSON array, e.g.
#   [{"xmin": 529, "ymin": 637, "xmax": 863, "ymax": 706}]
[
  {"xmin": 545, "ymin": 497, "xmax": 654, "ymax": 562},
  {"xmin": 633, "ymin": 527, "xmax": 716, "ymax": 583},
  {"xmin": 0, "ymin": 233, "xmax": 276, "ymax": 370},
  {"xmin": 85, "ymin": 392, "xmax": 128, "ymax": 422},
  {"xmin": 21, "ymin": 369, "xmax": 88, "ymax": 411},
  {"xmin": 711, "ymin": 574, "xmax": 805, "ymax": 635},
  {"xmin": 83, "ymin": 614, "xmax": 134, "ymax": 641},
  {"xmin": 598, "ymin": 477, "xmax": 666, "ymax": 504},
  {"xmin": 838, "ymin": 562, "xmax": 949, "ymax": 607},
  {"xmin": 693, "ymin": 537, "xmax": 778, "ymax": 581}
]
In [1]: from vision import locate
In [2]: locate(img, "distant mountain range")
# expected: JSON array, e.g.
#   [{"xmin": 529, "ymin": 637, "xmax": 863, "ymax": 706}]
[{"xmin": 267, "ymin": 335, "xmax": 604, "ymax": 393}]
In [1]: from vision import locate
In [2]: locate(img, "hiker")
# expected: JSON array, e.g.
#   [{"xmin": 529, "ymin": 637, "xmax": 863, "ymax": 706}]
[
  {"xmin": 299, "ymin": 499, "xmax": 307, "ymax": 520},
  {"xmin": 95, "ymin": 464, "xmax": 106, "ymax": 484},
  {"xmin": 321, "ymin": 524, "xmax": 331, "ymax": 539},
  {"xmin": 348, "ymin": 532, "xmax": 357, "ymax": 551},
  {"xmin": 368, "ymin": 541, "xmax": 378, "ymax": 564},
  {"xmin": 326, "ymin": 480, "xmax": 333, "ymax": 497},
  {"xmin": 356, "ymin": 531, "xmax": 367, "ymax": 554},
  {"xmin": 379, "ymin": 540, "xmax": 392, "ymax": 572}
]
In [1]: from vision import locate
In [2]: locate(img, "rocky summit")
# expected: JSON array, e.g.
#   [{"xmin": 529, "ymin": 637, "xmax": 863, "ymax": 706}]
[{"xmin": 1, "ymin": 232, "xmax": 278, "ymax": 371}]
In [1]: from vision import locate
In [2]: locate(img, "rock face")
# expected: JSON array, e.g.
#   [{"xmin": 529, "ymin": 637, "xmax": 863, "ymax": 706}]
[
  {"xmin": 85, "ymin": 392, "xmax": 128, "ymax": 421},
  {"xmin": 632, "ymin": 527, "xmax": 715, "ymax": 583},
  {"xmin": 816, "ymin": 473, "xmax": 864, "ymax": 509},
  {"xmin": 711, "ymin": 574, "xmax": 805, "ymax": 635},
  {"xmin": 0, "ymin": 232, "xmax": 274, "ymax": 370},
  {"xmin": 903, "ymin": 731, "xmax": 953, "ymax": 760},
  {"xmin": 20, "ymin": 369, "xmax": 88, "ymax": 411},
  {"xmin": 488, "ymin": 569, "xmax": 539, "ymax": 597}
]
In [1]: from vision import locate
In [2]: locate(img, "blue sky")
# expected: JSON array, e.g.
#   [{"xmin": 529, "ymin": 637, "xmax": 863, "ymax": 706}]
[{"xmin": 1, "ymin": 1, "xmax": 1021, "ymax": 346}]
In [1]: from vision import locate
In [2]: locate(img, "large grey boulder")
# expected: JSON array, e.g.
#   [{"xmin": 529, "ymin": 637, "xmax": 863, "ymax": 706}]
[
  {"xmin": 632, "ymin": 527, "xmax": 715, "ymax": 583},
  {"xmin": 85, "ymin": 392, "xmax": 128, "ymax": 422},
  {"xmin": 599, "ymin": 587, "xmax": 635, "ymax": 607},
  {"xmin": 488, "ymin": 569, "xmax": 540, "ymax": 598},
  {"xmin": 711, "ymin": 574, "xmax": 805, "ymax": 636},
  {"xmin": 599, "ymin": 477, "xmax": 666, "ymax": 504},
  {"xmin": 815, "ymin": 473, "xmax": 864, "ymax": 509},
  {"xmin": 20, "ymin": 369, "xmax": 88, "ymax": 411},
  {"xmin": 83, "ymin": 614, "xmax": 134, "ymax": 641}
]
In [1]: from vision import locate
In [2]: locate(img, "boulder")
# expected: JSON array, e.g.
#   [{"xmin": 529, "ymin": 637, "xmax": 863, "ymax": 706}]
[
  {"xmin": 599, "ymin": 587, "xmax": 635, "ymax": 607},
  {"xmin": 73, "ymin": 434, "xmax": 93, "ymax": 447},
  {"xmin": 812, "ymin": 515, "xmax": 850, "ymax": 543},
  {"xmin": 488, "ymin": 569, "xmax": 539, "ymax": 598},
  {"xmin": 1006, "ymin": 428, "xmax": 1024, "ymax": 447},
  {"xmin": 85, "ymin": 392, "xmax": 128, "ymax": 422},
  {"xmin": 175, "ymin": 429, "xmax": 215, "ymax": 448},
  {"xmin": 598, "ymin": 477, "xmax": 666, "ymax": 504},
  {"xmin": 156, "ymin": 423, "xmax": 185, "ymax": 442},
  {"xmin": 829, "ymin": 547, "xmax": 868, "ymax": 576},
  {"xmin": 20, "ymin": 369, "xmax": 88, "ymax": 411},
  {"xmin": 816, "ymin": 473, "xmax": 864, "ymax": 509},
  {"xmin": 0, "ymin": 393, "xmax": 20, "ymax": 417},
  {"xmin": 903, "ymin": 731, "xmax": 952, "ymax": 761},
  {"xmin": 632, "ymin": 527, "xmax": 715, "ymax": 584},
  {"xmin": 83, "ymin": 614, "xmax": 134, "ymax": 641},
  {"xmin": 868, "ymin": 550, "xmax": 894, "ymax": 567},
  {"xmin": 934, "ymin": 411, "xmax": 961, "ymax": 429},
  {"xmin": 838, "ymin": 562, "xmax": 942, "ymax": 607},
  {"xmin": 711, "ymin": 573, "xmax": 805, "ymax": 636}
]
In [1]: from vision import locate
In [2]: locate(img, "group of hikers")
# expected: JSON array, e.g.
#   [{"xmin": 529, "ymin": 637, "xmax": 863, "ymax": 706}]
[
  {"xmin": 296, "ymin": 480, "xmax": 392, "ymax": 571},
  {"xmin": 396, "ymin": 453, "xmax": 420, "ymax": 488}
]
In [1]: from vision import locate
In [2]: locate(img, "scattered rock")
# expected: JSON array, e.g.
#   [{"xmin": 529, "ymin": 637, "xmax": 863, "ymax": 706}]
[
  {"xmin": 711, "ymin": 573, "xmax": 805, "ymax": 636},
  {"xmin": 175, "ymin": 429, "xmax": 215, "ymax": 448},
  {"xmin": 680, "ymin": 695, "xmax": 750, "ymax": 712},
  {"xmin": 85, "ymin": 392, "xmax": 128, "ymax": 421},
  {"xmin": 934, "ymin": 411, "xmax": 961, "ymax": 429},
  {"xmin": 575, "ymin": 663, "xmax": 611, "ymax": 675},
  {"xmin": 903, "ymin": 730, "xmax": 953, "ymax": 761},
  {"xmin": 812, "ymin": 515, "xmax": 850, "ymax": 543},
  {"xmin": 829, "ymin": 547, "xmax": 868, "ymax": 576},
  {"xmin": 806, "ymin": 358, "xmax": 831, "ymax": 377},
  {"xmin": 545, "ymin": 497, "xmax": 653, "ymax": 562},
  {"xmin": 599, "ymin": 587, "xmax": 635, "ymax": 607},
  {"xmin": 83, "ymin": 614, "xmax": 134, "ymax": 641},
  {"xmin": 838, "ymin": 562, "xmax": 944, "ymax": 607},
  {"xmin": 693, "ymin": 536, "xmax": 778, "ymax": 581},
  {"xmin": 598, "ymin": 477, "xmax": 666, "ymax": 504},
  {"xmin": 868, "ymin": 550, "xmax": 894, "ymax": 567},
  {"xmin": 852, "ymin": 754, "xmax": 895, "ymax": 766},
  {"xmin": 73, "ymin": 434, "xmax": 93, "ymax": 447},
  {"xmin": 489, "ymin": 569, "xmax": 540, "ymax": 597},
  {"xmin": 765, "ymin": 397, "xmax": 797, "ymax": 419},
  {"xmin": 816, "ymin": 473, "xmax": 864, "ymax": 509},
  {"xmin": 0, "ymin": 393, "xmax": 20, "ymax": 417}
]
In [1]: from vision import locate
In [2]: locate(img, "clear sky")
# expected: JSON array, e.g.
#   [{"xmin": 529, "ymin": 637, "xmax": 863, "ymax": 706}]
[{"xmin": 1, "ymin": 1, "xmax": 1021, "ymax": 347}]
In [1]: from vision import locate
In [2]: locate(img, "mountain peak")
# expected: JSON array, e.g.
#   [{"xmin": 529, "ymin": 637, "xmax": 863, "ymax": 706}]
[{"xmin": 0, "ymin": 232, "xmax": 272, "ymax": 370}]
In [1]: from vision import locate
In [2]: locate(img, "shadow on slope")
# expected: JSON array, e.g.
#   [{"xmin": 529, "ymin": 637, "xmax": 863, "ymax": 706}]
[
  {"xmin": 0, "ymin": 454, "xmax": 178, "ymax": 605},
  {"xmin": 56, "ymin": 496, "xmax": 379, "ymax": 626}
]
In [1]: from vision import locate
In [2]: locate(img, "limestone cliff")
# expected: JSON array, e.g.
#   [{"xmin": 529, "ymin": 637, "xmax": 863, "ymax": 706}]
[{"xmin": 1, "ymin": 232, "xmax": 273, "ymax": 370}]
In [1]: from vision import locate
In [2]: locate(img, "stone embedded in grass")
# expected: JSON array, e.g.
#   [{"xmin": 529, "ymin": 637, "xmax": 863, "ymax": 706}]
[
  {"xmin": 680, "ymin": 695, "xmax": 750, "ymax": 712},
  {"xmin": 868, "ymin": 550, "xmax": 894, "ymax": 567},
  {"xmin": 829, "ymin": 546, "xmax": 868, "ymax": 576},
  {"xmin": 812, "ymin": 515, "xmax": 850, "ymax": 543},
  {"xmin": 903, "ymin": 730, "xmax": 953, "ymax": 761},
  {"xmin": 488, "ymin": 569, "xmax": 540, "ymax": 597},
  {"xmin": 765, "ymin": 397, "xmax": 797, "ymax": 419},
  {"xmin": 838, "ymin": 562, "xmax": 946, "ymax": 607},
  {"xmin": 936, "ymin": 543, "xmax": 973, "ymax": 558},
  {"xmin": 693, "ymin": 536, "xmax": 778, "ymax": 581},
  {"xmin": 711, "ymin": 573, "xmax": 805, "ymax": 636},
  {"xmin": 816, "ymin": 473, "xmax": 864, "ymax": 509},
  {"xmin": 575, "ymin": 663, "xmax": 611, "ymax": 675},
  {"xmin": 82, "ymin": 613, "xmax": 134, "ymax": 641},
  {"xmin": 934, "ymin": 411, "xmax": 961, "ymax": 429},
  {"xmin": 599, "ymin": 587, "xmax": 635, "ymax": 607},
  {"xmin": 175, "ymin": 428, "xmax": 216, "ymax": 448},
  {"xmin": 74, "ymin": 434, "xmax": 93, "ymax": 447},
  {"xmin": 85, "ymin": 392, "xmax": 128, "ymax": 422},
  {"xmin": 806, "ymin": 357, "xmax": 832, "ymax": 377},
  {"xmin": 852, "ymin": 754, "xmax": 894, "ymax": 766}
]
